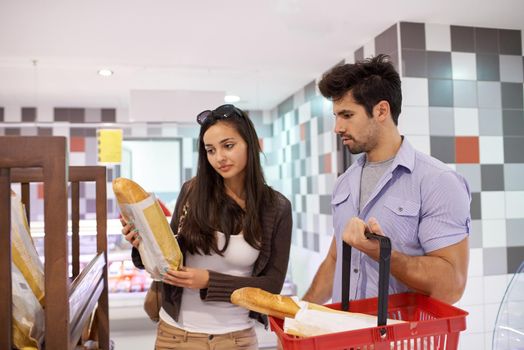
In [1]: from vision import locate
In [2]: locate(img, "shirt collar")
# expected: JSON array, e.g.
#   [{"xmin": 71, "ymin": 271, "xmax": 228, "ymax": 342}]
[{"xmin": 353, "ymin": 136, "xmax": 415, "ymax": 173}]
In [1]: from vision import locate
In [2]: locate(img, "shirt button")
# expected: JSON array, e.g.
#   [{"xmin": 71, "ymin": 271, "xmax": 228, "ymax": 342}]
[
  {"xmin": 208, "ymin": 335, "xmax": 214, "ymax": 340},
  {"xmin": 398, "ymin": 207, "xmax": 403, "ymax": 212},
  {"xmin": 353, "ymin": 268, "xmax": 359, "ymax": 273}
]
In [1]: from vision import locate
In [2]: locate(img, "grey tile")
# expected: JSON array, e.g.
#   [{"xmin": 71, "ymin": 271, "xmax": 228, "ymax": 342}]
[
  {"xmin": 501, "ymin": 83, "xmax": 524, "ymax": 109},
  {"xmin": 477, "ymin": 82, "xmax": 502, "ymax": 109},
  {"xmin": 70, "ymin": 128, "xmax": 85, "ymax": 137},
  {"xmin": 427, "ymin": 51, "xmax": 452, "ymax": 79},
  {"xmin": 502, "ymin": 109, "xmax": 524, "ymax": 136},
  {"xmin": 101, "ymin": 109, "xmax": 116, "ymax": 123},
  {"xmin": 470, "ymin": 220, "xmax": 483, "ymax": 248},
  {"xmin": 477, "ymin": 54, "xmax": 500, "ymax": 81},
  {"xmin": 86, "ymin": 199, "xmax": 97, "ymax": 213},
  {"xmin": 0, "ymin": 107, "xmax": 3, "ymax": 122},
  {"xmin": 375, "ymin": 24, "xmax": 398, "ymax": 55},
  {"xmin": 304, "ymin": 80, "xmax": 316, "ymax": 102},
  {"xmin": 507, "ymin": 219, "xmax": 524, "ymax": 246},
  {"xmin": 470, "ymin": 192, "xmax": 481, "ymax": 220},
  {"xmin": 278, "ymin": 96, "xmax": 294, "ymax": 116},
  {"xmin": 456, "ymin": 164, "xmax": 481, "ymax": 192},
  {"xmin": 504, "ymin": 137, "xmax": 524, "ymax": 163},
  {"xmin": 428, "ymin": 79, "xmax": 454, "ymax": 107},
  {"xmin": 499, "ymin": 29, "xmax": 522, "ymax": 55},
  {"xmin": 481, "ymin": 164, "xmax": 504, "ymax": 191},
  {"xmin": 429, "ymin": 107, "xmax": 455, "ymax": 136},
  {"xmin": 507, "ymin": 247, "xmax": 524, "ymax": 274},
  {"xmin": 311, "ymin": 96, "xmax": 323, "ymax": 118},
  {"xmin": 400, "ymin": 22, "xmax": 425, "ymax": 50},
  {"xmin": 54, "ymin": 108, "xmax": 69, "ymax": 122},
  {"xmin": 0, "ymin": 128, "xmax": 4, "ymax": 136},
  {"xmin": 475, "ymin": 28, "xmax": 499, "ymax": 54},
  {"xmin": 147, "ymin": 127, "xmax": 162, "ymax": 136},
  {"xmin": 85, "ymin": 128, "xmax": 97, "ymax": 137},
  {"xmin": 500, "ymin": 55, "xmax": 524, "ymax": 82},
  {"xmin": 504, "ymin": 164, "xmax": 524, "ymax": 190},
  {"xmin": 5, "ymin": 128, "xmax": 21, "ymax": 135},
  {"xmin": 20, "ymin": 127, "xmax": 38, "ymax": 136},
  {"xmin": 354, "ymin": 46, "xmax": 364, "ymax": 62},
  {"xmin": 453, "ymin": 80, "xmax": 477, "ymax": 108},
  {"xmin": 320, "ymin": 194, "xmax": 331, "ymax": 215},
  {"xmin": 484, "ymin": 247, "xmax": 507, "ymax": 275},
  {"xmin": 313, "ymin": 233, "xmax": 320, "ymax": 252},
  {"xmin": 430, "ymin": 136, "xmax": 455, "ymax": 163},
  {"xmin": 402, "ymin": 49, "xmax": 427, "ymax": 77},
  {"xmin": 478, "ymin": 109, "xmax": 503, "ymax": 136},
  {"xmin": 302, "ymin": 231, "xmax": 308, "ymax": 249},
  {"xmin": 450, "ymin": 25, "xmax": 475, "ymax": 52},
  {"xmin": 21, "ymin": 107, "xmax": 36, "ymax": 122},
  {"xmin": 85, "ymin": 108, "xmax": 102, "ymax": 123},
  {"xmin": 37, "ymin": 127, "xmax": 53, "ymax": 136}
]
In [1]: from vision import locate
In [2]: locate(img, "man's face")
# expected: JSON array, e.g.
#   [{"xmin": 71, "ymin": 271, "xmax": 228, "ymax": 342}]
[{"xmin": 332, "ymin": 91, "xmax": 379, "ymax": 155}]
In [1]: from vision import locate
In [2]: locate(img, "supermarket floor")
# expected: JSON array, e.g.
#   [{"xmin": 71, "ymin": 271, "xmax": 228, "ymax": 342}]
[{"xmin": 109, "ymin": 292, "xmax": 278, "ymax": 349}]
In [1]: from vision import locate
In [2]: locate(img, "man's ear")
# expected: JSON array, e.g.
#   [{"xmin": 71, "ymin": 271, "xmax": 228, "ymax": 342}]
[{"xmin": 373, "ymin": 100, "xmax": 391, "ymax": 122}]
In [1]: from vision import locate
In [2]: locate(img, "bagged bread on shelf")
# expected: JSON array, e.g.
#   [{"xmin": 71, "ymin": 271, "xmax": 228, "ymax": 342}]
[
  {"xmin": 11, "ymin": 191, "xmax": 45, "ymax": 306},
  {"xmin": 113, "ymin": 178, "xmax": 183, "ymax": 280},
  {"xmin": 231, "ymin": 287, "xmax": 404, "ymax": 337},
  {"xmin": 12, "ymin": 263, "xmax": 44, "ymax": 350}
]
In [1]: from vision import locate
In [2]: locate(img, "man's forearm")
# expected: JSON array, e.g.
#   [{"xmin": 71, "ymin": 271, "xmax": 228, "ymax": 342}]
[
  {"xmin": 389, "ymin": 240, "xmax": 469, "ymax": 304},
  {"xmin": 302, "ymin": 259, "xmax": 335, "ymax": 304}
]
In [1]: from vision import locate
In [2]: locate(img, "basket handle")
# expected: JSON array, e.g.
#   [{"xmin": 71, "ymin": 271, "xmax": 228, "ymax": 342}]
[{"xmin": 341, "ymin": 231, "xmax": 391, "ymax": 331}]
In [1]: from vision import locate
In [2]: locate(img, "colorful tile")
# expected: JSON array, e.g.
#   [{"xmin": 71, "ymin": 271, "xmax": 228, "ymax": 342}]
[{"xmin": 456, "ymin": 136, "xmax": 479, "ymax": 163}]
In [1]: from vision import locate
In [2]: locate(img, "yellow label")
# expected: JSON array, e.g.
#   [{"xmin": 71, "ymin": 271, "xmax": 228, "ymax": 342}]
[{"xmin": 97, "ymin": 129, "xmax": 123, "ymax": 163}]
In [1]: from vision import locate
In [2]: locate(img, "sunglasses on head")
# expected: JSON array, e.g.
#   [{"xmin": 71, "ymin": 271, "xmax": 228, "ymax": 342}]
[{"xmin": 196, "ymin": 104, "xmax": 244, "ymax": 125}]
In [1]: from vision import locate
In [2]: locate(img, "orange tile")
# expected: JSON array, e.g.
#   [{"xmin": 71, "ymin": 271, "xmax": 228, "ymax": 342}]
[
  {"xmin": 70, "ymin": 136, "xmax": 85, "ymax": 152},
  {"xmin": 258, "ymin": 138, "xmax": 264, "ymax": 152},
  {"xmin": 456, "ymin": 136, "xmax": 479, "ymax": 163},
  {"xmin": 300, "ymin": 124, "xmax": 306, "ymax": 141},
  {"xmin": 324, "ymin": 153, "xmax": 332, "ymax": 173},
  {"xmin": 37, "ymin": 183, "xmax": 44, "ymax": 199}
]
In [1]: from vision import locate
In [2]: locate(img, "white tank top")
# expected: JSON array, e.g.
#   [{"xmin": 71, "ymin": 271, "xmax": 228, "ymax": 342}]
[{"xmin": 159, "ymin": 231, "xmax": 260, "ymax": 333}]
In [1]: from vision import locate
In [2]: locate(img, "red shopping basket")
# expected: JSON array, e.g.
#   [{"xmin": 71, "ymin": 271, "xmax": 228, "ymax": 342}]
[{"xmin": 270, "ymin": 233, "xmax": 468, "ymax": 350}]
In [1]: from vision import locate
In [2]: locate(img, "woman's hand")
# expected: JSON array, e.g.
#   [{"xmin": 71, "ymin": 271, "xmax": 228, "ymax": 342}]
[
  {"xmin": 162, "ymin": 267, "xmax": 210, "ymax": 289},
  {"xmin": 120, "ymin": 218, "xmax": 141, "ymax": 248}
]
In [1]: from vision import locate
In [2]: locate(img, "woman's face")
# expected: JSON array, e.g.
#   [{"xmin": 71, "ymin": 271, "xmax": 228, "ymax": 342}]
[{"xmin": 203, "ymin": 121, "xmax": 248, "ymax": 183}]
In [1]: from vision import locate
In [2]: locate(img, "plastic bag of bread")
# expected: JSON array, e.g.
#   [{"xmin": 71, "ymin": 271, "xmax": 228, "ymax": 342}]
[
  {"xmin": 113, "ymin": 178, "xmax": 183, "ymax": 280},
  {"xmin": 12, "ymin": 263, "xmax": 44, "ymax": 349},
  {"xmin": 10, "ymin": 191, "xmax": 45, "ymax": 307},
  {"xmin": 231, "ymin": 287, "xmax": 404, "ymax": 337}
]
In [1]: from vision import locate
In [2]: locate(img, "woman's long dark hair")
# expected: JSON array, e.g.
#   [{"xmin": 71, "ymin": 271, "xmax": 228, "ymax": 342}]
[{"xmin": 180, "ymin": 108, "xmax": 274, "ymax": 255}]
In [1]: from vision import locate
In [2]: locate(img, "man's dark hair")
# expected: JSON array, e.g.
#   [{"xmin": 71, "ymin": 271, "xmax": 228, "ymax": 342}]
[{"xmin": 318, "ymin": 54, "xmax": 402, "ymax": 125}]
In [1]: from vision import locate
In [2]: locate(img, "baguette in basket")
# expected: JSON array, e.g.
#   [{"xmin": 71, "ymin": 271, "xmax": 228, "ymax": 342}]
[
  {"xmin": 113, "ymin": 178, "xmax": 183, "ymax": 279},
  {"xmin": 231, "ymin": 287, "xmax": 404, "ymax": 337}
]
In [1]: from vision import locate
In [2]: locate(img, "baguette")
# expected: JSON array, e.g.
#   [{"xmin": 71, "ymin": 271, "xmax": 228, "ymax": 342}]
[
  {"xmin": 113, "ymin": 177, "xmax": 183, "ymax": 271},
  {"xmin": 231, "ymin": 287, "xmax": 300, "ymax": 319}
]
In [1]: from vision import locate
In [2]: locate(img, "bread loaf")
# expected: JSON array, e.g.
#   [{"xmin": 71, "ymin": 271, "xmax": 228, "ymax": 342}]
[
  {"xmin": 231, "ymin": 287, "xmax": 300, "ymax": 319},
  {"xmin": 113, "ymin": 177, "xmax": 183, "ymax": 273}
]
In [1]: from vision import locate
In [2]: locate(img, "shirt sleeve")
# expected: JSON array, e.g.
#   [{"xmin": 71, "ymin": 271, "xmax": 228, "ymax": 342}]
[{"xmin": 418, "ymin": 170, "xmax": 472, "ymax": 253}]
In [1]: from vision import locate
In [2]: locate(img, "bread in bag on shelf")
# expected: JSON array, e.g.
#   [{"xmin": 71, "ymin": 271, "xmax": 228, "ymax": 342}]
[{"xmin": 113, "ymin": 177, "xmax": 183, "ymax": 276}]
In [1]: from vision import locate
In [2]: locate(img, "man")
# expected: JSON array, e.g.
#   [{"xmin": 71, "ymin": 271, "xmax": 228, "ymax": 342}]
[{"xmin": 303, "ymin": 55, "xmax": 471, "ymax": 305}]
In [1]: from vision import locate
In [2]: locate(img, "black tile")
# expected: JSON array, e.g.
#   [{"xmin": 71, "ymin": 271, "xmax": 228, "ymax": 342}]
[
  {"xmin": 427, "ymin": 51, "xmax": 452, "ymax": 79},
  {"xmin": 21, "ymin": 107, "xmax": 36, "ymax": 122},
  {"xmin": 304, "ymin": 80, "xmax": 316, "ymax": 102},
  {"xmin": 503, "ymin": 110, "xmax": 524, "ymax": 136},
  {"xmin": 313, "ymin": 233, "xmax": 320, "ymax": 252},
  {"xmin": 37, "ymin": 127, "xmax": 53, "ymax": 136},
  {"xmin": 470, "ymin": 192, "xmax": 481, "ymax": 220},
  {"xmin": 400, "ymin": 22, "xmax": 425, "ymax": 50},
  {"xmin": 375, "ymin": 24, "xmax": 398, "ymax": 55},
  {"xmin": 5, "ymin": 128, "xmax": 21, "ymax": 135},
  {"xmin": 402, "ymin": 49, "xmax": 427, "ymax": 77},
  {"xmin": 354, "ymin": 46, "xmax": 364, "ymax": 62},
  {"xmin": 481, "ymin": 164, "xmax": 504, "ymax": 191},
  {"xmin": 501, "ymin": 83, "xmax": 524, "ymax": 109},
  {"xmin": 101, "ymin": 109, "xmax": 116, "ymax": 123},
  {"xmin": 320, "ymin": 194, "xmax": 331, "ymax": 215},
  {"xmin": 451, "ymin": 25, "xmax": 475, "ymax": 52},
  {"xmin": 54, "ymin": 108, "xmax": 69, "ymax": 122},
  {"xmin": 507, "ymin": 246, "xmax": 524, "ymax": 273},
  {"xmin": 499, "ymin": 29, "xmax": 522, "ymax": 55},
  {"xmin": 428, "ymin": 79, "xmax": 454, "ymax": 107},
  {"xmin": 278, "ymin": 95, "xmax": 294, "ymax": 116},
  {"xmin": 85, "ymin": 128, "xmax": 97, "ymax": 137},
  {"xmin": 302, "ymin": 231, "xmax": 308, "ymax": 249},
  {"xmin": 475, "ymin": 28, "xmax": 499, "ymax": 54},
  {"xmin": 504, "ymin": 137, "xmax": 524, "ymax": 163},
  {"xmin": 476, "ymin": 54, "xmax": 500, "ymax": 81},
  {"xmin": 430, "ymin": 136, "xmax": 455, "ymax": 163},
  {"xmin": 69, "ymin": 108, "xmax": 85, "ymax": 123},
  {"xmin": 0, "ymin": 107, "xmax": 3, "ymax": 122}
]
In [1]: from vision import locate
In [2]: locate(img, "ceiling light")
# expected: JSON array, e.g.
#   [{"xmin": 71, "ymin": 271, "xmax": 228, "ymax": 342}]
[
  {"xmin": 98, "ymin": 69, "xmax": 113, "ymax": 77},
  {"xmin": 224, "ymin": 95, "xmax": 240, "ymax": 103}
]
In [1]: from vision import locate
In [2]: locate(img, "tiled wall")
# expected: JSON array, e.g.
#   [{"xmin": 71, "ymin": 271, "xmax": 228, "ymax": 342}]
[{"xmin": 267, "ymin": 22, "xmax": 524, "ymax": 350}]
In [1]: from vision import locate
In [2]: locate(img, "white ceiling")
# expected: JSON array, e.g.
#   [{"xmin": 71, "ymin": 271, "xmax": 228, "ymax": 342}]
[{"xmin": 1, "ymin": 0, "xmax": 523, "ymax": 115}]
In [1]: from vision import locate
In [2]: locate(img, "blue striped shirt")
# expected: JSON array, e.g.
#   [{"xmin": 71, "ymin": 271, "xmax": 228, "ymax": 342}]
[{"xmin": 331, "ymin": 138, "xmax": 471, "ymax": 302}]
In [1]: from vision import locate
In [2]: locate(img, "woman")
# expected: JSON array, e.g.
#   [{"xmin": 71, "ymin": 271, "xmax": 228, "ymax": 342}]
[{"xmin": 122, "ymin": 104, "xmax": 292, "ymax": 350}]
